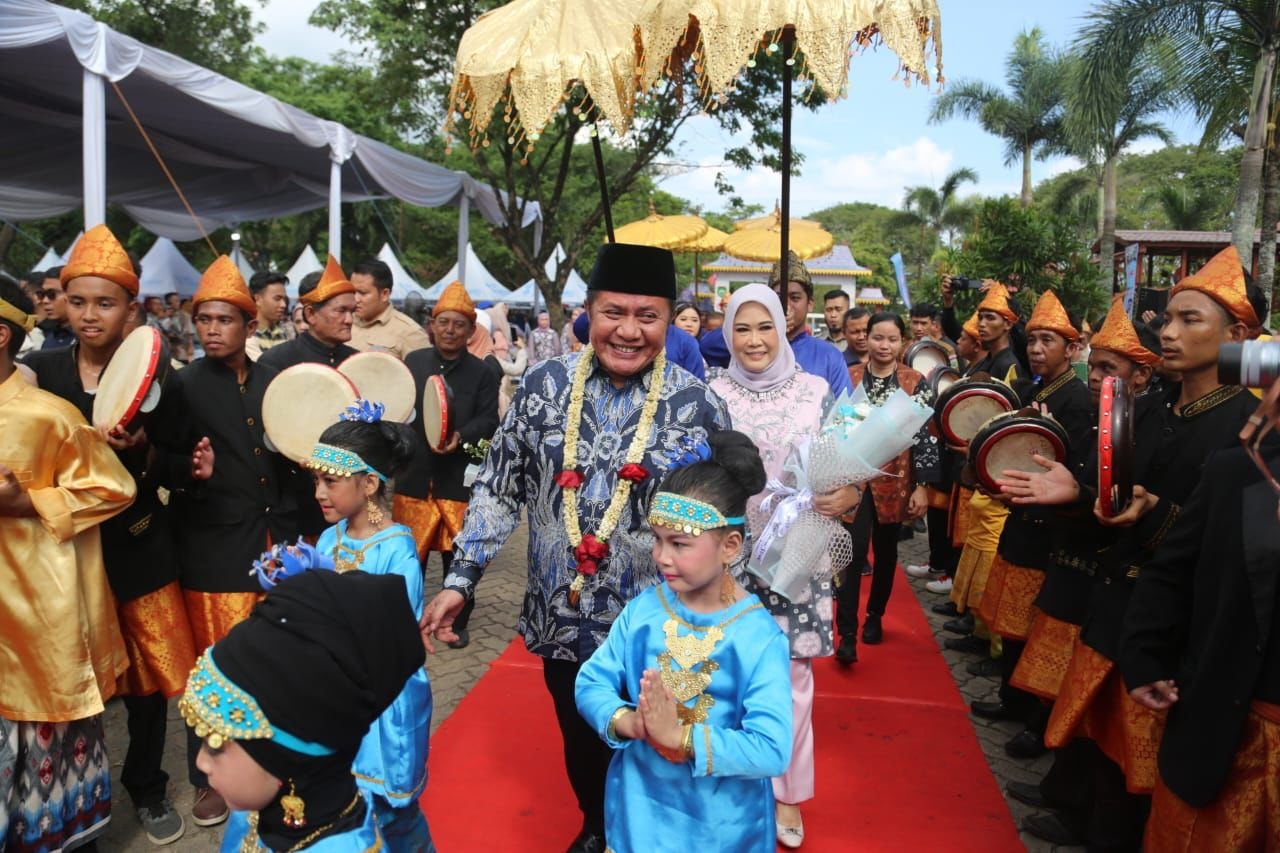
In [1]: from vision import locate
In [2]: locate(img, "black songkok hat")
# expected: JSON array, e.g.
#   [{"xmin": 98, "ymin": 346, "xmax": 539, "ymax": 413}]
[
  {"xmin": 588, "ymin": 243, "xmax": 677, "ymax": 301},
  {"xmin": 182, "ymin": 570, "xmax": 424, "ymax": 779}
]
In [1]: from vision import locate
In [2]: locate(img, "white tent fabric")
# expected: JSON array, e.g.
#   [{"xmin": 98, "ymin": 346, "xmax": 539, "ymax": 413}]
[
  {"xmin": 284, "ymin": 245, "xmax": 323, "ymax": 300},
  {"xmin": 32, "ymin": 246, "xmax": 64, "ymax": 272},
  {"xmin": 375, "ymin": 243, "xmax": 422, "ymax": 302},
  {"xmin": 138, "ymin": 237, "xmax": 201, "ymax": 297},
  {"xmin": 0, "ymin": 0, "xmax": 542, "ymax": 258},
  {"xmin": 426, "ymin": 244, "xmax": 511, "ymax": 302},
  {"xmin": 509, "ymin": 244, "xmax": 588, "ymax": 306},
  {"xmin": 231, "ymin": 248, "xmax": 254, "ymax": 284}
]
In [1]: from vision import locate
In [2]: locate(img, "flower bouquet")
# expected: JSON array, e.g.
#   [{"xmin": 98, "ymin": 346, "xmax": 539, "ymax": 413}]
[{"xmin": 748, "ymin": 387, "xmax": 934, "ymax": 601}]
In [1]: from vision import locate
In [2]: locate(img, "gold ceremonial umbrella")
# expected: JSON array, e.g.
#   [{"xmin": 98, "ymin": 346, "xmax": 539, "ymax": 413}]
[
  {"xmin": 673, "ymin": 225, "xmax": 729, "ymax": 291},
  {"xmin": 722, "ymin": 222, "xmax": 834, "ymax": 263},
  {"xmin": 733, "ymin": 206, "xmax": 821, "ymax": 232},
  {"xmin": 611, "ymin": 199, "xmax": 709, "ymax": 248},
  {"xmin": 638, "ymin": 0, "xmax": 942, "ymax": 275}
]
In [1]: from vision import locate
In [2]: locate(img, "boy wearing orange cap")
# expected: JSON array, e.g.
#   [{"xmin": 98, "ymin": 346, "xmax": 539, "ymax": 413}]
[
  {"xmin": 0, "ymin": 274, "xmax": 136, "ymax": 852},
  {"xmin": 394, "ymin": 281, "xmax": 500, "ymax": 648},
  {"xmin": 148, "ymin": 256, "xmax": 306, "ymax": 828},
  {"xmin": 21, "ymin": 225, "xmax": 199, "ymax": 845},
  {"xmin": 259, "ymin": 255, "xmax": 358, "ymax": 372},
  {"xmin": 966, "ymin": 281, "xmax": 1030, "ymax": 384}
]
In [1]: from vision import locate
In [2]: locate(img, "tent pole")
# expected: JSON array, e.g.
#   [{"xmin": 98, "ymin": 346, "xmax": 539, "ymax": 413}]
[
  {"xmin": 328, "ymin": 157, "xmax": 342, "ymax": 261},
  {"xmin": 779, "ymin": 27, "xmax": 794, "ymax": 284},
  {"xmin": 591, "ymin": 134, "xmax": 615, "ymax": 242},
  {"xmin": 458, "ymin": 193, "xmax": 470, "ymax": 286},
  {"xmin": 83, "ymin": 70, "xmax": 106, "ymax": 228}
]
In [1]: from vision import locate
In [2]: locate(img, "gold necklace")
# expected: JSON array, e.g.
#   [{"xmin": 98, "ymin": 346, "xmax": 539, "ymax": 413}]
[
  {"xmin": 562, "ymin": 345, "xmax": 667, "ymax": 601},
  {"xmin": 241, "ymin": 793, "xmax": 362, "ymax": 853},
  {"xmin": 654, "ymin": 586, "xmax": 762, "ymax": 724}
]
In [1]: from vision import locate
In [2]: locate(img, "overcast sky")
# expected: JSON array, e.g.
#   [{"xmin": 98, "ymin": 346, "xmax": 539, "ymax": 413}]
[{"xmin": 256, "ymin": 1, "xmax": 1203, "ymax": 216}]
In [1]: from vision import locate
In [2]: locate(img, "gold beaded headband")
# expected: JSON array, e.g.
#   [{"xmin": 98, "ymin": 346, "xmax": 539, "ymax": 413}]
[{"xmin": 648, "ymin": 491, "xmax": 745, "ymax": 536}]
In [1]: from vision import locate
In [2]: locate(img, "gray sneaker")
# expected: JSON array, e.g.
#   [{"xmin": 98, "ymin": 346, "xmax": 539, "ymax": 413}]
[{"xmin": 137, "ymin": 799, "xmax": 186, "ymax": 846}]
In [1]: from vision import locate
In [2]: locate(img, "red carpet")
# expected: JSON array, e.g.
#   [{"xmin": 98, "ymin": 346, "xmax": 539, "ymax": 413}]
[{"xmin": 422, "ymin": 575, "xmax": 1022, "ymax": 851}]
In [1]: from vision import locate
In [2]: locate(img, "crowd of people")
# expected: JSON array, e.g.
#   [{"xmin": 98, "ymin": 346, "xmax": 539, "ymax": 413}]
[{"xmin": 0, "ymin": 225, "xmax": 1276, "ymax": 853}]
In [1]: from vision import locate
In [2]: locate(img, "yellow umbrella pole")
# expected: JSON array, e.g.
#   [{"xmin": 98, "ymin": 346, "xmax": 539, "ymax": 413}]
[{"xmin": 779, "ymin": 27, "xmax": 795, "ymax": 283}]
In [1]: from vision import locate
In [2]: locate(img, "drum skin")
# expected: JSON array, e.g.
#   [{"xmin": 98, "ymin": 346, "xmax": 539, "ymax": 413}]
[
  {"xmin": 967, "ymin": 409, "xmax": 1070, "ymax": 493},
  {"xmin": 93, "ymin": 326, "xmax": 169, "ymax": 432},
  {"xmin": 338, "ymin": 351, "xmax": 416, "ymax": 423},
  {"xmin": 904, "ymin": 339, "xmax": 951, "ymax": 379},
  {"xmin": 934, "ymin": 378, "xmax": 1020, "ymax": 449},
  {"xmin": 262, "ymin": 364, "xmax": 359, "ymax": 463}
]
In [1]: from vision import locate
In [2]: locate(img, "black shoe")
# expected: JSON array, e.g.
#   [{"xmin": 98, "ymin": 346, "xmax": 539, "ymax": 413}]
[
  {"xmin": 912, "ymin": 517, "xmax": 927, "ymax": 533},
  {"xmin": 859, "ymin": 561, "xmax": 872, "ymax": 576},
  {"xmin": 898, "ymin": 525, "xmax": 915, "ymax": 541},
  {"xmin": 835, "ymin": 636, "xmax": 858, "ymax": 665},
  {"xmin": 1021, "ymin": 813, "xmax": 1086, "ymax": 846},
  {"xmin": 965, "ymin": 657, "xmax": 1002, "ymax": 677},
  {"xmin": 931, "ymin": 601, "xmax": 960, "ymax": 617},
  {"xmin": 446, "ymin": 628, "xmax": 471, "ymax": 649},
  {"xmin": 1005, "ymin": 781, "xmax": 1048, "ymax": 809},
  {"xmin": 1004, "ymin": 729, "xmax": 1047, "ymax": 759},
  {"xmin": 566, "ymin": 826, "xmax": 606, "ymax": 853},
  {"xmin": 943, "ymin": 614, "xmax": 975, "ymax": 635},
  {"xmin": 861, "ymin": 614, "xmax": 883, "ymax": 645},
  {"xmin": 970, "ymin": 699, "xmax": 1021, "ymax": 721},
  {"xmin": 944, "ymin": 635, "xmax": 988, "ymax": 654}
]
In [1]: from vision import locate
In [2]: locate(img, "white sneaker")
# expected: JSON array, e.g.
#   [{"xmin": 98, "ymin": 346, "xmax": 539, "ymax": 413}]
[
  {"xmin": 925, "ymin": 576, "xmax": 954, "ymax": 594},
  {"xmin": 905, "ymin": 563, "xmax": 933, "ymax": 579}
]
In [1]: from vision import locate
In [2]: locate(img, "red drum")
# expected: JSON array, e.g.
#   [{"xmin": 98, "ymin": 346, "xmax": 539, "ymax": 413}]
[
  {"xmin": 927, "ymin": 366, "xmax": 962, "ymax": 401},
  {"xmin": 262, "ymin": 364, "xmax": 359, "ymax": 463},
  {"xmin": 337, "ymin": 351, "xmax": 416, "ymax": 423},
  {"xmin": 1098, "ymin": 376, "xmax": 1135, "ymax": 518},
  {"xmin": 92, "ymin": 326, "xmax": 170, "ymax": 432},
  {"xmin": 934, "ymin": 378, "xmax": 1020, "ymax": 449},
  {"xmin": 423, "ymin": 374, "xmax": 452, "ymax": 452},
  {"xmin": 967, "ymin": 409, "xmax": 1070, "ymax": 494},
  {"xmin": 904, "ymin": 339, "xmax": 951, "ymax": 379}
]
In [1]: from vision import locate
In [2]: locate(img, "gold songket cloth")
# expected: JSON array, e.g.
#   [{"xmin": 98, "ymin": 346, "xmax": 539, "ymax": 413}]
[
  {"xmin": 0, "ymin": 370, "xmax": 134, "ymax": 722},
  {"xmin": 301, "ymin": 254, "xmax": 356, "ymax": 306},
  {"xmin": 1170, "ymin": 244, "xmax": 1260, "ymax": 327},
  {"xmin": 183, "ymin": 590, "xmax": 263, "ymax": 653},
  {"xmin": 60, "ymin": 223, "xmax": 139, "ymax": 296},
  {"xmin": 393, "ymin": 493, "xmax": 468, "ymax": 560},
  {"xmin": 978, "ymin": 554, "xmax": 1045, "ymax": 641},
  {"xmin": 1091, "ymin": 295, "xmax": 1161, "ymax": 367},
  {"xmin": 1026, "ymin": 289, "xmax": 1079, "ymax": 341},
  {"xmin": 117, "ymin": 580, "xmax": 198, "ymax": 698},
  {"xmin": 977, "ymin": 283, "xmax": 1019, "ymax": 324},
  {"xmin": 1010, "ymin": 611, "xmax": 1082, "ymax": 700},
  {"xmin": 192, "ymin": 254, "xmax": 255, "ymax": 316}
]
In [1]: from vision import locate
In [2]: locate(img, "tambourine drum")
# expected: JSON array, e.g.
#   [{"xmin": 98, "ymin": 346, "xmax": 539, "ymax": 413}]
[
  {"xmin": 927, "ymin": 366, "xmax": 962, "ymax": 401},
  {"xmin": 92, "ymin": 326, "xmax": 170, "ymax": 432},
  {"xmin": 1098, "ymin": 376, "xmax": 1135, "ymax": 518},
  {"xmin": 904, "ymin": 339, "xmax": 951, "ymax": 379},
  {"xmin": 967, "ymin": 409, "xmax": 1070, "ymax": 493},
  {"xmin": 337, "ymin": 351, "xmax": 416, "ymax": 423},
  {"xmin": 423, "ymin": 374, "xmax": 452, "ymax": 452},
  {"xmin": 934, "ymin": 379, "xmax": 1020, "ymax": 449},
  {"xmin": 262, "ymin": 364, "xmax": 359, "ymax": 463}
]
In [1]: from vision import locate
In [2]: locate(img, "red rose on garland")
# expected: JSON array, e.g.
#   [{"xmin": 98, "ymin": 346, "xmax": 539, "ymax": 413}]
[
  {"xmin": 555, "ymin": 469, "xmax": 585, "ymax": 489},
  {"xmin": 574, "ymin": 534, "xmax": 609, "ymax": 576},
  {"xmin": 618, "ymin": 463, "xmax": 649, "ymax": 484}
]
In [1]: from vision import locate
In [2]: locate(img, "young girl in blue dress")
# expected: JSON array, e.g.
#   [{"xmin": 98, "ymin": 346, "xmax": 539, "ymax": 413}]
[{"xmin": 575, "ymin": 430, "xmax": 794, "ymax": 852}]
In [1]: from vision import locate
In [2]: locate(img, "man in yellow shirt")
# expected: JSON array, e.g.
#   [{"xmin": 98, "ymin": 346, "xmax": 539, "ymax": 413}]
[
  {"xmin": 349, "ymin": 258, "xmax": 431, "ymax": 359},
  {"xmin": 0, "ymin": 278, "xmax": 136, "ymax": 852}
]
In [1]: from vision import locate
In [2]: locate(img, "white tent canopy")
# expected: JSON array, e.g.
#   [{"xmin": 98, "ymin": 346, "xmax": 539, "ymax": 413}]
[
  {"xmin": 231, "ymin": 247, "xmax": 254, "ymax": 285},
  {"xmin": 284, "ymin": 245, "xmax": 323, "ymax": 299},
  {"xmin": 0, "ymin": 0, "xmax": 542, "ymax": 270},
  {"xmin": 427, "ymin": 244, "xmax": 511, "ymax": 302},
  {"xmin": 138, "ymin": 236, "xmax": 201, "ymax": 297},
  {"xmin": 31, "ymin": 246, "xmax": 64, "ymax": 272},
  {"xmin": 509, "ymin": 244, "xmax": 588, "ymax": 307},
  {"xmin": 376, "ymin": 243, "xmax": 422, "ymax": 302}
]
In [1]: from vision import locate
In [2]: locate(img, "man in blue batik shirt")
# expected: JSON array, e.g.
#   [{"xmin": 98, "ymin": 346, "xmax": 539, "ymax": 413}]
[{"xmin": 421, "ymin": 243, "xmax": 730, "ymax": 853}]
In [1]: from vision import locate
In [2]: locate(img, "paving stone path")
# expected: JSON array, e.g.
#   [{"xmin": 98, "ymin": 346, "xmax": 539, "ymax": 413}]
[{"xmin": 98, "ymin": 523, "xmax": 1080, "ymax": 851}]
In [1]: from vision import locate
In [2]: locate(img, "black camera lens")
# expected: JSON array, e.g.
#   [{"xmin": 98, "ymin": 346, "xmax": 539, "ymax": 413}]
[{"xmin": 1219, "ymin": 340, "xmax": 1280, "ymax": 388}]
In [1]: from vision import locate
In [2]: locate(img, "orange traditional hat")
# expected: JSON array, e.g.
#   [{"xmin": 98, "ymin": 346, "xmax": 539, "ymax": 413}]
[
  {"xmin": 60, "ymin": 224, "xmax": 139, "ymax": 296},
  {"xmin": 1091, "ymin": 295, "xmax": 1160, "ymax": 367},
  {"xmin": 300, "ymin": 254, "xmax": 356, "ymax": 305},
  {"xmin": 976, "ymin": 282, "xmax": 1018, "ymax": 324},
  {"xmin": 432, "ymin": 281, "xmax": 476, "ymax": 322},
  {"xmin": 1170, "ymin": 245, "xmax": 1259, "ymax": 327},
  {"xmin": 192, "ymin": 255, "xmax": 256, "ymax": 316},
  {"xmin": 962, "ymin": 310, "xmax": 980, "ymax": 340},
  {"xmin": 1026, "ymin": 289, "xmax": 1079, "ymax": 341}
]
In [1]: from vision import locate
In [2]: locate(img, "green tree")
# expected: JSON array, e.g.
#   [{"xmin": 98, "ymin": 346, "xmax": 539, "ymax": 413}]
[
  {"xmin": 894, "ymin": 167, "xmax": 979, "ymax": 284},
  {"xmin": 929, "ymin": 28, "xmax": 1067, "ymax": 208},
  {"xmin": 1149, "ymin": 185, "xmax": 1221, "ymax": 230},
  {"xmin": 1077, "ymin": 0, "xmax": 1280, "ymax": 292}
]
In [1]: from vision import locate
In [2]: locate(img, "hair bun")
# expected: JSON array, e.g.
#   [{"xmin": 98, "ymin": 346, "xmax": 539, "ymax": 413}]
[
  {"xmin": 707, "ymin": 430, "xmax": 767, "ymax": 496},
  {"xmin": 378, "ymin": 421, "xmax": 417, "ymax": 477}
]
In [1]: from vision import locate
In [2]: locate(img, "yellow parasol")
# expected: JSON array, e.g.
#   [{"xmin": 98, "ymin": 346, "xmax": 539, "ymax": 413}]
[
  {"xmin": 611, "ymin": 199, "xmax": 710, "ymax": 248},
  {"xmin": 722, "ymin": 222, "xmax": 834, "ymax": 263},
  {"xmin": 676, "ymin": 225, "xmax": 729, "ymax": 253},
  {"xmin": 733, "ymin": 206, "xmax": 822, "ymax": 232},
  {"xmin": 638, "ymin": 0, "xmax": 942, "ymax": 277}
]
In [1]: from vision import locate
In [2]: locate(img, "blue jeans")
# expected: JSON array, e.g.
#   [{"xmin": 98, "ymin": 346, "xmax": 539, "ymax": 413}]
[{"xmin": 371, "ymin": 794, "xmax": 435, "ymax": 853}]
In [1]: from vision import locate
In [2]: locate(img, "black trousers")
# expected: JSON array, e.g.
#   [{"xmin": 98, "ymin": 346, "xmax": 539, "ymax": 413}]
[
  {"xmin": 835, "ymin": 497, "xmax": 901, "ymax": 639},
  {"xmin": 925, "ymin": 504, "xmax": 956, "ymax": 576},
  {"xmin": 997, "ymin": 638, "xmax": 1040, "ymax": 720},
  {"xmin": 121, "ymin": 692, "xmax": 169, "ymax": 807},
  {"xmin": 542, "ymin": 657, "xmax": 612, "ymax": 835},
  {"xmin": 438, "ymin": 551, "xmax": 475, "ymax": 632},
  {"xmin": 186, "ymin": 725, "xmax": 208, "ymax": 789}
]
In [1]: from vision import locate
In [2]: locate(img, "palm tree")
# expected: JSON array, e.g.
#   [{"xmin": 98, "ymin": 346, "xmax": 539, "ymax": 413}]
[
  {"xmin": 1061, "ymin": 44, "xmax": 1176, "ymax": 290},
  {"xmin": 896, "ymin": 167, "xmax": 979, "ymax": 283},
  {"xmin": 929, "ymin": 29, "xmax": 1066, "ymax": 208},
  {"xmin": 1150, "ymin": 184, "xmax": 1222, "ymax": 230},
  {"xmin": 1076, "ymin": 0, "xmax": 1280, "ymax": 287}
]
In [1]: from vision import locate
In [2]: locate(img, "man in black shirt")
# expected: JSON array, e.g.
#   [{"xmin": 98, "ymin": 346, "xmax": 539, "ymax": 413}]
[{"xmin": 258, "ymin": 255, "xmax": 357, "ymax": 371}]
